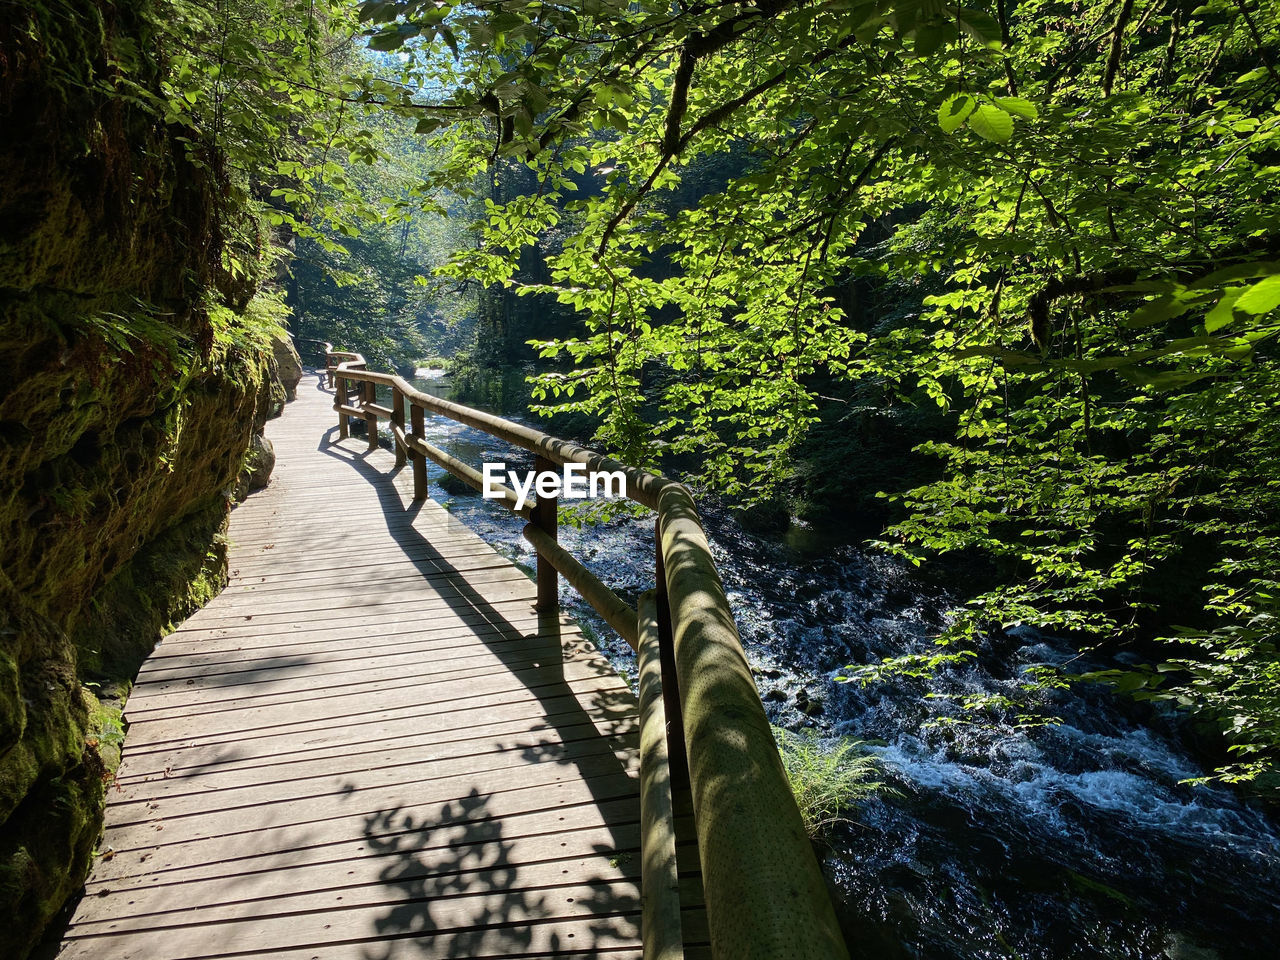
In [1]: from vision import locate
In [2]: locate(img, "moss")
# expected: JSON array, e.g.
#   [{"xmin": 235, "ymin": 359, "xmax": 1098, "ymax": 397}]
[
  {"xmin": 73, "ymin": 499, "xmax": 235, "ymax": 679},
  {"xmin": 0, "ymin": 2, "xmax": 218, "ymax": 303},
  {"xmin": 0, "ymin": 3, "xmax": 281, "ymax": 955},
  {"xmin": 0, "ymin": 757, "xmax": 105, "ymax": 949},
  {"xmin": 81, "ymin": 686, "xmax": 124, "ymax": 780},
  {"xmin": 0, "ymin": 583, "xmax": 105, "ymax": 951}
]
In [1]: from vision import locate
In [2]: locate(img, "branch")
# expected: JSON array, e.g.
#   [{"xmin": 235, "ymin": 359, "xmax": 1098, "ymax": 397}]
[
  {"xmin": 598, "ymin": 27, "xmax": 858, "ymax": 253},
  {"xmin": 995, "ymin": 0, "xmax": 1019, "ymax": 96},
  {"xmin": 1026, "ymin": 232, "xmax": 1280, "ymax": 326},
  {"xmin": 769, "ymin": 136, "xmax": 897, "ymax": 247},
  {"xmin": 1103, "ymin": 0, "xmax": 1136, "ymax": 97},
  {"xmin": 663, "ymin": 47, "xmax": 697, "ymax": 156},
  {"xmin": 1231, "ymin": 0, "xmax": 1280, "ymax": 87}
]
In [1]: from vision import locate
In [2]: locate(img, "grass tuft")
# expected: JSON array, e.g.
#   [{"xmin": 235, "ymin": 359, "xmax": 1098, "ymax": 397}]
[{"xmin": 773, "ymin": 727, "xmax": 891, "ymax": 838}]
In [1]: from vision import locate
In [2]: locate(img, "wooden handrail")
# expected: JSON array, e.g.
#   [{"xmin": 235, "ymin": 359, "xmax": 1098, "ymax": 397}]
[
  {"xmin": 637, "ymin": 590, "xmax": 683, "ymax": 960},
  {"xmin": 324, "ymin": 347, "xmax": 849, "ymax": 960}
]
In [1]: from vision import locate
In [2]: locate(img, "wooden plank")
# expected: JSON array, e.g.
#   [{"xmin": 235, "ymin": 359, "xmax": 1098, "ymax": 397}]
[
  {"xmin": 127, "ymin": 639, "xmax": 608, "ymax": 710},
  {"xmin": 168, "ymin": 585, "xmax": 540, "ymax": 632},
  {"xmin": 226, "ymin": 515, "xmax": 499, "ymax": 543},
  {"xmin": 116, "ymin": 687, "xmax": 637, "ymax": 780},
  {"xmin": 123, "ymin": 654, "xmax": 628, "ymax": 731},
  {"xmin": 88, "ymin": 795, "xmax": 642, "ymax": 888},
  {"xmin": 134, "ymin": 638, "xmax": 591, "ymax": 692},
  {"xmin": 223, "ymin": 526, "xmax": 509, "ymax": 560},
  {"xmin": 99, "ymin": 758, "xmax": 635, "ymax": 853},
  {"xmin": 223, "ymin": 551, "xmax": 518, "ymax": 589},
  {"xmin": 93, "ymin": 789, "xmax": 645, "ymax": 898},
  {"xmin": 61, "ymin": 911, "xmax": 643, "ymax": 960},
  {"xmin": 225, "ymin": 541, "xmax": 514, "ymax": 579},
  {"xmin": 106, "ymin": 736, "xmax": 635, "ymax": 826},
  {"xmin": 133, "ymin": 621, "xmax": 582, "ymax": 683},
  {"xmin": 242, "ymin": 945, "xmax": 643, "ymax": 960},
  {"xmin": 175, "ymin": 569, "xmax": 536, "ymax": 622},
  {"xmin": 132, "ymin": 627, "xmax": 590, "ymax": 689},
  {"xmin": 74, "ymin": 825, "xmax": 644, "ymax": 926},
  {"xmin": 149, "ymin": 605, "xmax": 578, "ymax": 654},
  {"xmin": 121, "ymin": 672, "xmax": 635, "ymax": 755},
  {"xmin": 152, "ymin": 608, "xmax": 562, "ymax": 656},
  {"xmin": 110, "ymin": 721, "xmax": 637, "ymax": 807}
]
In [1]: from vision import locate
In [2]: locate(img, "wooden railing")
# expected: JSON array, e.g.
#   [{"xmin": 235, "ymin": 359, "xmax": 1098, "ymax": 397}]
[{"xmin": 325, "ymin": 347, "xmax": 849, "ymax": 960}]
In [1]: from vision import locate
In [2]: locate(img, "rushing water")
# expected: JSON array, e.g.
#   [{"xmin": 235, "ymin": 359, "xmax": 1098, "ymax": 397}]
[{"xmin": 403, "ymin": 370, "xmax": 1280, "ymax": 959}]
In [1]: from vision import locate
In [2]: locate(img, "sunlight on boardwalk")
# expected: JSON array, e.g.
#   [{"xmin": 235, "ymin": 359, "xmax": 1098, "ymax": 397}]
[{"xmin": 59, "ymin": 373, "xmax": 644, "ymax": 959}]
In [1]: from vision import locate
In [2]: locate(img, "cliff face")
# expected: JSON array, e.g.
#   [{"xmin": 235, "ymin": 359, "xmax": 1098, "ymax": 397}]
[{"xmin": 0, "ymin": 4, "xmax": 284, "ymax": 954}]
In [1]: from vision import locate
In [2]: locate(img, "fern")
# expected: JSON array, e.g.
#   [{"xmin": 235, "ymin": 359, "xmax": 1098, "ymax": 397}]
[{"xmin": 773, "ymin": 727, "xmax": 892, "ymax": 838}]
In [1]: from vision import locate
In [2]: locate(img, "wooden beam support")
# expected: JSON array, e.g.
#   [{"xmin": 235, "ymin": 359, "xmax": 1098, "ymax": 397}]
[
  {"xmin": 409, "ymin": 403, "xmax": 427, "ymax": 500},
  {"xmin": 522, "ymin": 523, "xmax": 636, "ymax": 649},
  {"xmin": 638, "ymin": 590, "xmax": 685, "ymax": 960},
  {"xmin": 531, "ymin": 454, "xmax": 558, "ymax": 614},
  {"xmin": 391, "ymin": 391, "xmax": 406, "ymax": 468}
]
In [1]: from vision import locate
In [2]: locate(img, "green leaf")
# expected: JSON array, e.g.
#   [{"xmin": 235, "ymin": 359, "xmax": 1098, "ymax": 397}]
[
  {"xmin": 438, "ymin": 25, "xmax": 460, "ymax": 59},
  {"xmin": 913, "ymin": 23, "xmax": 949, "ymax": 58},
  {"xmin": 938, "ymin": 93, "xmax": 976, "ymax": 134},
  {"xmin": 1233, "ymin": 275, "xmax": 1280, "ymax": 317},
  {"xmin": 1190, "ymin": 261, "xmax": 1280, "ymax": 289},
  {"xmin": 1204, "ymin": 289, "xmax": 1243, "ymax": 332},
  {"xmin": 367, "ymin": 30, "xmax": 406, "ymax": 51},
  {"xmin": 956, "ymin": 8, "xmax": 1003, "ymax": 46},
  {"xmin": 1111, "ymin": 671, "xmax": 1150, "ymax": 693},
  {"xmin": 1125, "ymin": 295, "xmax": 1190, "ymax": 328},
  {"xmin": 968, "ymin": 104, "xmax": 1014, "ymax": 142},
  {"xmin": 1116, "ymin": 368, "xmax": 1214, "ymax": 390},
  {"xmin": 358, "ymin": 1, "xmax": 400, "ymax": 24},
  {"xmin": 995, "ymin": 96, "xmax": 1038, "ymax": 120}
]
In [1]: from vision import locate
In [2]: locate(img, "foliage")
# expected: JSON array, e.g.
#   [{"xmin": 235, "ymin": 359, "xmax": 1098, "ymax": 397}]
[
  {"xmin": 286, "ymin": 112, "xmax": 478, "ymax": 368},
  {"xmin": 773, "ymin": 728, "xmax": 889, "ymax": 837},
  {"xmin": 13, "ymin": 0, "xmax": 390, "ymax": 347},
  {"xmin": 208, "ymin": 284, "xmax": 290, "ymax": 355},
  {"xmin": 137, "ymin": 0, "xmax": 385, "ymax": 261},
  {"xmin": 352, "ymin": 0, "xmax": 1280, "ymax": 791}
]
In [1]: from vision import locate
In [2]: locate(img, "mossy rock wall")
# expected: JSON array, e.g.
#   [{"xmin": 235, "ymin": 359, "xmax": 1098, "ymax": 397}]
[{"xmin": 0, "ymin": 4, "xmax": 277, "ymax": 955}]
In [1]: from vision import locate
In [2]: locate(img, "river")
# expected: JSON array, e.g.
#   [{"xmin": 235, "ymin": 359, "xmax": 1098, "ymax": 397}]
[{"xmin": 403, "ymin": 370, "xmax": 1280, "ymax": 959}]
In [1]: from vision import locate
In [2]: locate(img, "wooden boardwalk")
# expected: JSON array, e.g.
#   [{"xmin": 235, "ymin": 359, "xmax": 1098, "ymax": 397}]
[{"xmin": 60, "ymin": 373, "xmax": 650, "ymax": 959}]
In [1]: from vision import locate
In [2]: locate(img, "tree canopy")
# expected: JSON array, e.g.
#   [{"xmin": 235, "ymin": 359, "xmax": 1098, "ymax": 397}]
[{"xmin": 348, "ymin": 0, "xmax": 1280, "ymax": 791}]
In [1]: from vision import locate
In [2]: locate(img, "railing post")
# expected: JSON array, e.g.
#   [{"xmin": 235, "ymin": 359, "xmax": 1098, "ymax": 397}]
[
  {"xmin": 392, "ymin": 389, "xmax": 406, "ymax": 468},
  {"xmin": 409, "ymin": 402, "xmax": 427, "ymax": 500},
  {"xmin": 655, "ymin": 515, "xmax": 689, "ymax": 789},
  {"xmin": 363, "ymin": 379, "xmax": 378, "ymax": 451},
  {"xmin": 335, "ymin": 372, "xmax": 349, "ymax": 439},
  {"xmin": 532, "ymin": 454, "xmax": 558, "ymax": 613}
]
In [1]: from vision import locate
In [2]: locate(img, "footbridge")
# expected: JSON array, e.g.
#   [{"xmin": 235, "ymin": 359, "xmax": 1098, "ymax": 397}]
[{"xmin": 58, "ymin": 351, "xmax": 847, "ymax": 960}]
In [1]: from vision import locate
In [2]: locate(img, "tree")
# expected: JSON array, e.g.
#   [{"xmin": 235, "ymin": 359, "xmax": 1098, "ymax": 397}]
[
  {"xmin": 286, "ymin": 110, "xmax": 479, "ymax": 367},
  {"xmin": 355, "ymin": 1, "xmax": 1280, "ymax": 790}
]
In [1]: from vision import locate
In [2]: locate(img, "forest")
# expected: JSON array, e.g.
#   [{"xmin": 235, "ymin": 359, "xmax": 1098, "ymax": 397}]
[{"xmin": 2, "ymin": 0, "xmax": 1279, "ymax": 957}]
